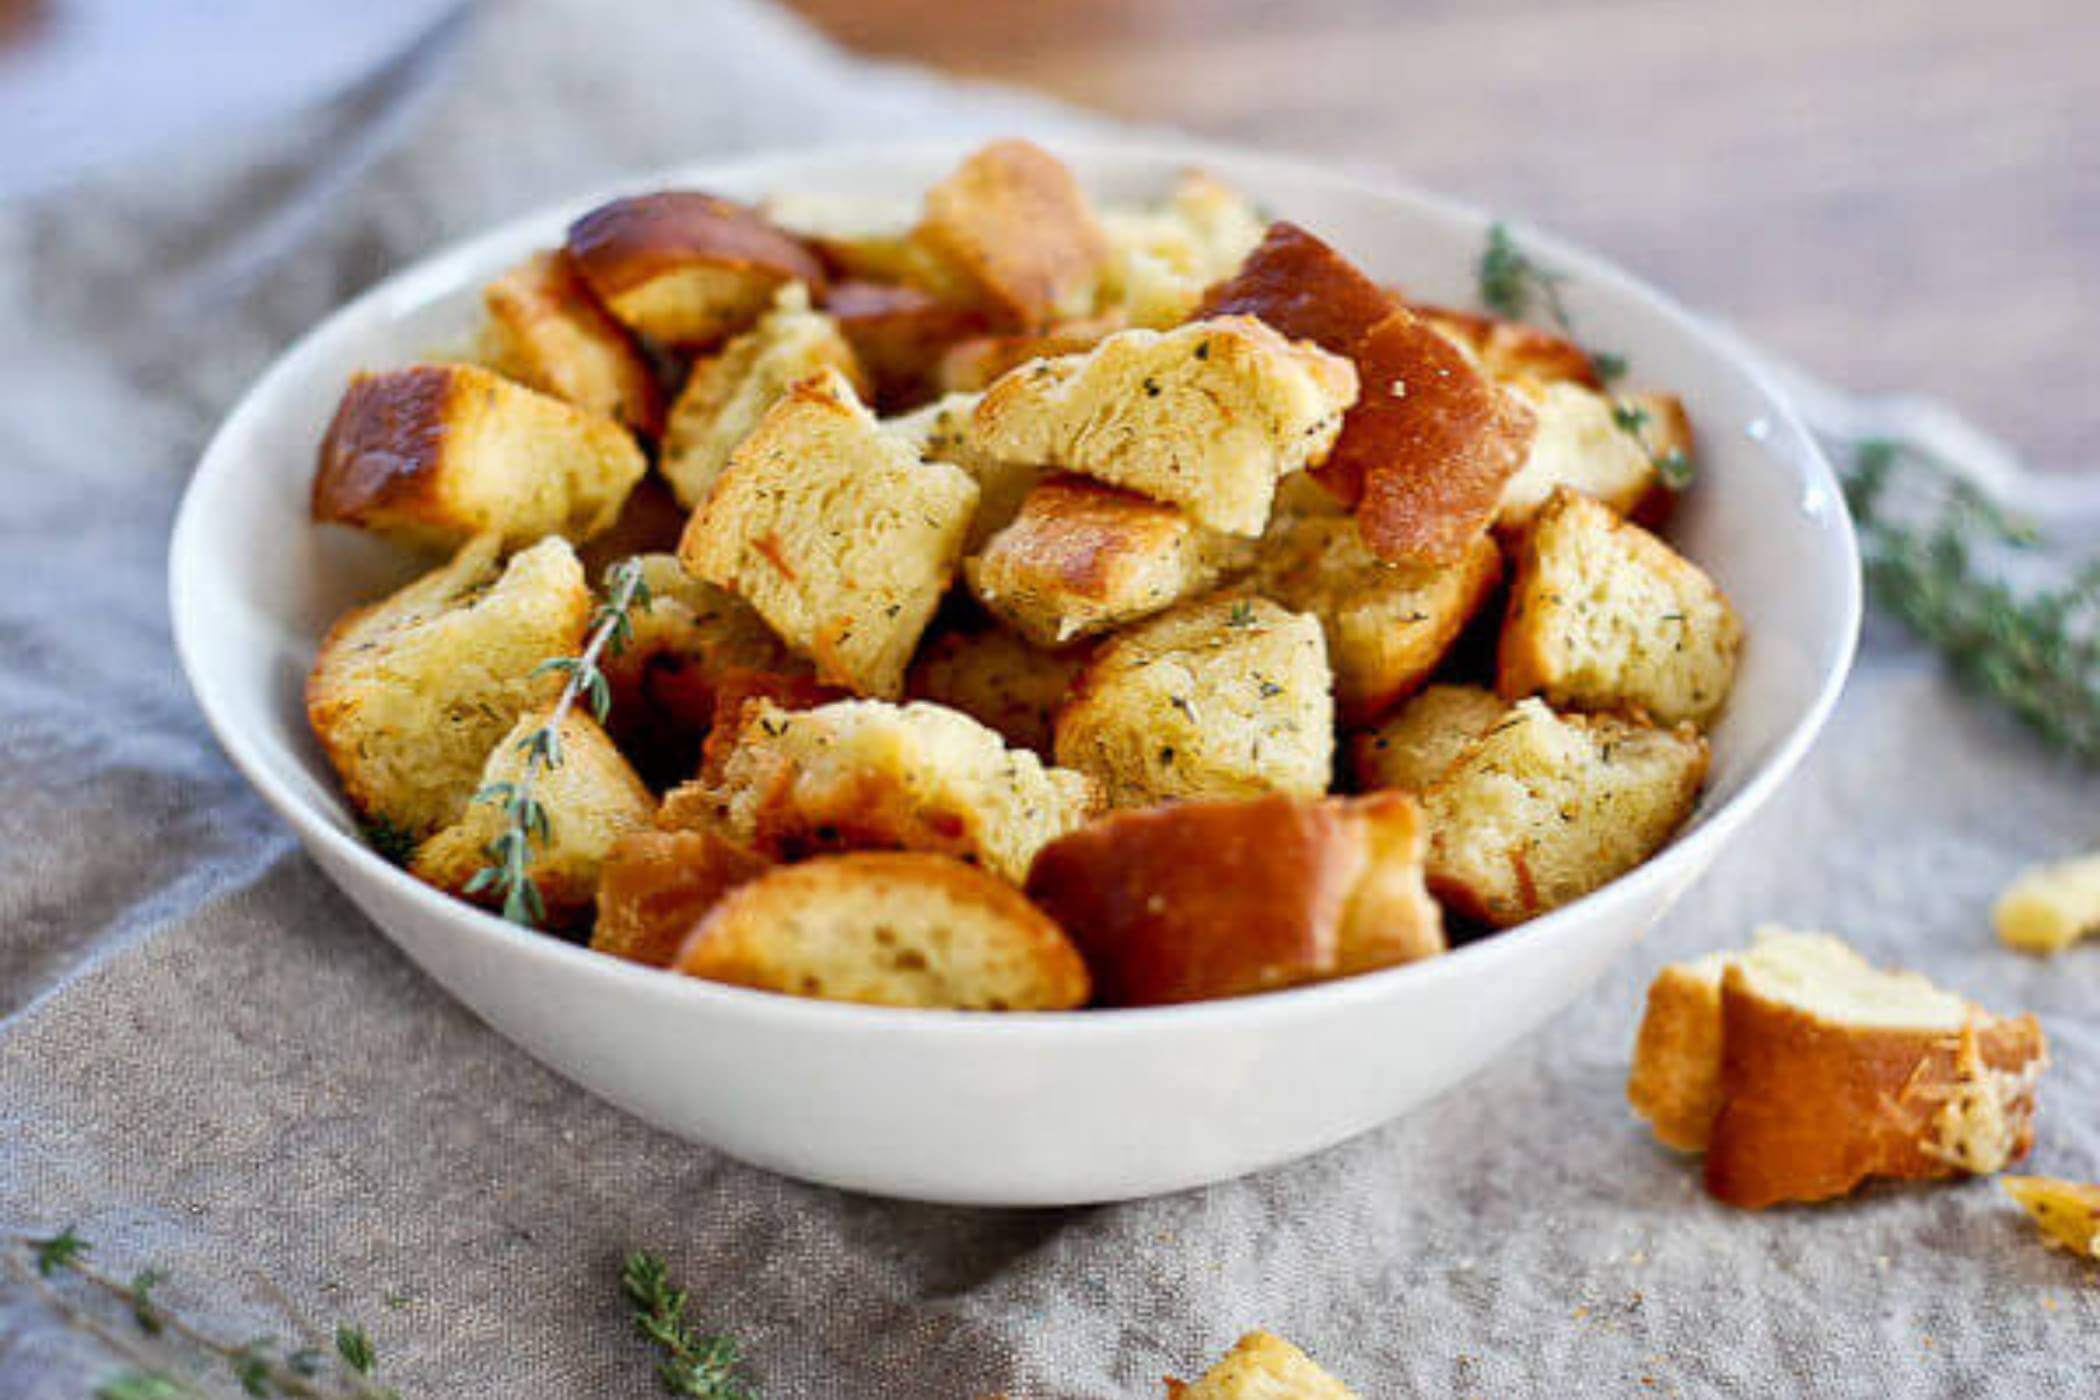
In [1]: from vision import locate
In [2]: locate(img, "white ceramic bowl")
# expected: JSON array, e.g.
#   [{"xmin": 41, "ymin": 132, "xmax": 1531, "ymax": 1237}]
[{"xmin": 170, "ymin": 139, "xmax": 1859, "ymax": 1206}]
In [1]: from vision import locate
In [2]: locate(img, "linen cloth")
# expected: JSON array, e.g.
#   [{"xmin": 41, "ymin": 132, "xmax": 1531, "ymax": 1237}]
[{"xmin": 2, "ymin": 2, "xmax": 2095, "ymax": 1394}]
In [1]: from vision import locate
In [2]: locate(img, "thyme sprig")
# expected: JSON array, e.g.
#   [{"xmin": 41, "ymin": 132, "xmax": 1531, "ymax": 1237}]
[
  {"xmin": 8, "ymin": 1230, "xmax": 393, "ymax": 1399},
  {"xmin": 621, "ymin": 1252, "xmax": 751, "ymax": 1399},
  {"xmin": 1846, "ymin": 439, "xmax": 2100, "ymax": 763},
  {"xmin": 462, "ymin": 556, "xmax": 652, "ymax": 927}
]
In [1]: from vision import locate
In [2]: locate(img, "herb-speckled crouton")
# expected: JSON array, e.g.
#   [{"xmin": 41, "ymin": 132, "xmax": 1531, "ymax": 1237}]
[
  {"xmin": 1349, "ymin": 684, "xmax": 1511, "ymax": 794},
  {"xmin": 883, "ymin": 391, "xmax": 1041, "ymax": 553},
  {"xmin": 917, "ymin": 139, "xmax": 1111, "ymax": 331}
]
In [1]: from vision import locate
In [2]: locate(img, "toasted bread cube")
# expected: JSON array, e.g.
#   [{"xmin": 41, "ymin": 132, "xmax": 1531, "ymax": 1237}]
[
  {"xmin": 935, "ymin": 313, "xmax": 1127, "ymax": 395},
  {"xmin": 598, "ymin": 554, "xmax": 808, "ymax": 787},
  {"xmin": 824, "ymin": 279, "xmax": 986, "ymax": 407},
  {"xmin": 1165, "ymin": 1332, "xmax": 1359, "ymax": 1400},
  {"xmin": 970, "ymin": 318, "xmax": 1358, "ymax": 537},
  {"xmin": 884, "ymin": 391, "xmax": 1041, "ymax": 553},
  {"xmin": 767, "ymin": 194, "xmax": 983, "ymax": 309},
  {"xmin": 1647, "ymin": 929, "xmax": 2050, "ymax": 1209},
  {"xmin": 1197, "ymin": 221, "xmax": 1396, "ymax": 356},
  {"xmin": 1054, "ymin": 594, "xmax": 1333, "ymax": 807},
  {"xmin": 659, "ymin": 284, "xmax": 868, "ymax": 508},
  {"xmin": 1028, "ymin": 793, "xmax": 1442, "ymax": 1007},
  {"xmin": 564, "ymin": 191, "xmax": 826, "ymax": 351},
  {"xmin": 1498, "ymin": 489, "xmax": 1741, "ymax": 728},
  {"xmin": 477, "ymin": 250, "xmax": 664, "ymax": 436},
  {"xmin": 1421, "ymin": 699, "xmax": 1707, "ymax": 927},
  {"xmin": 918, "ymin": 139, "xmax": 1110, "ymax": 331},
  {"xmin": 307, "ymin": 535, "xmax": 590, "ymax": 839},
  {"xmin": 1414, "ymin": 304, "xmax": 1602, "ymax": 389},
  {"xmin": 590, "ymin": 829, "xmax": 772, "ymax": 968},
  {"xmin": 1349, "ymin": 684, "xmax": 1512, "ymax": 793},
  {"xmin": 968, "ymin": 476, "xmax": 1257, "ymax": 646},
  {"xmin": 311, "ymin": 364, "xmax": 647, "ymax": 550},
  {"xmin": 907, "ymin": 619, "xmax": 1089, "ymax": 756},
  {"xmin": 1098, "ymin": 170, "xmax": 1267, "ymax": 329},
  {"xmin": 676, "ymin": 851, "xmax": 1090, "ymax": 1010},
  {"xmin": 2003, "ymin": 1177, "xmax": 2100, "ymax": 1260},
  {"xmin": 680, "ymin": 698, "xmax": 1098, "ymax": 884},
  {"xmin": 1994, "ymin": 850, "xmax": 2100, "ymax": 954},
  {"xmin": 411, "ymin": 701, "xmax": 655, "ymax": 929},
  {"xmin": 1496, "ymin": 381, "xmax": 1665, "ymax": 529},
  {"xmin": 1255, "ymin": 512, "xmax": 1501, "ymax": 724},
  {"xmin": 679, "ymin": 368, "xmax": 979, "ymax": 698}
]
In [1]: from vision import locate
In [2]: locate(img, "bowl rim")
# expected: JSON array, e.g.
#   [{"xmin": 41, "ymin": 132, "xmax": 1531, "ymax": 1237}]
[{"xmin": 169, "ymin": 135, "xmax": 1862, "ymax": 1040}]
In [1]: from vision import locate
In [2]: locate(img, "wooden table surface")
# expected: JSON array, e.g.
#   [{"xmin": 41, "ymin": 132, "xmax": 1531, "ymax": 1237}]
[{"xmin": 788, "ymin": 0, "xmax": 2096, "ymax": 475}]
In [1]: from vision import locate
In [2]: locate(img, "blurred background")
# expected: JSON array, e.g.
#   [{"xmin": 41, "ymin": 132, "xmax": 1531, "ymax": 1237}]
[{"xmin": 0, "ymin": 0, "xmax": 2092, "ymax": 469}]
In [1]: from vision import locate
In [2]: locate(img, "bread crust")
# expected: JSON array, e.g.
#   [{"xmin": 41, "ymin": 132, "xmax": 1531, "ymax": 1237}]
[
  {"xmin": 480, "ymin": 249, "xmax": 665, "ymax": 436},
  {"xmin": 312, "ymin": 364, "xmax": 458, "ymax": 535},
  {"xmin": 1704, "ymin": 976, "xmax": 2046, "ymax": 1209},
  {"xmin": 565, "ymin": 191, "xmax": 826, "ymax": 349},
  {"xmin": 590, "ymin": 829, "xmax": 772, "ymax": 968},
  {"xmin": 1412, "ymin": 303, "xmax": 1602, "ymax": 388},
  {"xmin": 917, "ymin": 139, "xmax": 1110, "ymax": 331},
  {"xmin": 1197, "ymin": 221, "xmax": 1396, "ymax": 356},
  {"xmin": 1025, "ymin": 793, "xmax": 1442, "ymax": 1006},
  {"xmin": 1625, "ymin": 956, "xmax": 1730, "ymax": 1152}
]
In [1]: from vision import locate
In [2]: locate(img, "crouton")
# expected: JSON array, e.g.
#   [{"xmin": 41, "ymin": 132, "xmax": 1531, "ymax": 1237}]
[
  {"xmin": 679, "ymin": 368, "xmax": 979, "ymax": 698},
  {"xmin": 968, "ymin": 476, "xmax": 1257, "ymax": 646},
  {"xmin": 883, "ymin": 390, "xmax": 1041, "ymax": 553},
  {"xmin": 824, "ymin": 279, "xmax": 986, "ymax": 408},
  {"xmin": 312, "ymin": 363, "xmax": 647, "ymax": 550},
  {"xmin": 917, "ymin": 139, "xmax": 1110, "ymax": 331},
  {"xmin": 689, "ymin": 666, "xmax": 851, "ymax": 793},
  {"xmin": 598, "ymin": 554, "xmax": 808, "ymax": 787},
  {"xmin": 1496, "ymin": 381, "xmax": 1666, "ymax": 529},
  {"xmin": 1994, "ymin": 851, "xmax": 2100, "ymax": 955},
  {"xmin": 477, "ymin": 250, "xmax": 665, "ymax": 436},
  {"xmin": 1498, "ymin": 489, "xmax": 1741, "ymax": 728},
  {"xmin": 1349, "ymin": 684, "xmax": 1512, "ymax": 794},
  {"xmin": 1414, "ymin": 304, "xmax": 1602, "ymax": 389},
  {"xmin": 680, "ymin": 698, "xmax": 1098, "ymax": 884},
  {"xmin": 676, "ymin": 851, "xmax": 1090, "ymax": 1010},
  {"xmin": 1420, "ymin": 698, "xmax": 1707, "ymax": 927},
  {"xmin": 2003, "ymin": 1177, "xmax": 2100, "ymax": 1260},
  {"xmin": 590, "ymin": 829, "xmax": 772, "ymax": 968},
  {"xmin": 411, "ymin": 701, "xmax": 656, "ymax": 929},
  {"xmin": 907, "ymin": 619, "xmax": 1090, "ymax": 756},
  {"xmin": 1255, "ymin": 512, "xmax": 1501, "ymax": 724},
  {"xmin": 969, "ymin": 318, "xmax": 1359, "ymax": 537},
  {"xmin": 1624, "ymin": 929, "xmax": 2050, "ymax": 1209},
  {"xmin": 307, "ymin": 535, "xmax": 590, "ymax": 839},
  {"xmin": 1326, "ymin": 308, "xmax": 1537, "ymax": 563},
  {"xmin": 935, "ymin": 313, "xmax": 1127, "ymax": 396},
  {"xmin": 1054, "ymin": 594, "xmax": 1333, "ymax": 808},
  {"xmin": 1164, "ymin": 1332, "xmax": 1359, "ymax": 1400},
  {"xmin": 658, "ymin": 284, "xmax": 869, "ymax": 508},
  {"xmin": 1097, "ymin": 170, "xmax": 1267, "ymax": 329},
  {"xmin": 564, "ymin": 191, "xmax": 826, "ymax": 350},
  {"xmin": 766, "ymin": 192, "xmax": 982, "ymax": 308},
  {"xmin": 1196, "ymin": 221, "xmax": 1395, "ymax": 356},
  {"xmin": 1027, "ymin": 793, "xmax": 1442, "ymax": 1006}
]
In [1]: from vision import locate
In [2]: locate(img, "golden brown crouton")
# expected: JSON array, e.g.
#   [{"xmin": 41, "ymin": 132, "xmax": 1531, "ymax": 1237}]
[
  {"xmin": 590, "ymin": 828, "xmax": 772, "ymax": 968},
  {"xmin": 680, "ymin": 697, "xmax": 1098, "ymax": 884},
  {"xmin": 1498, "ymin": 489, "xmax": 1741, "ymax": 728},
  {"xmin": 1164, "ymin": 1332, "xmax": 1359, "ymax": 1399},
  {"xmin": 1413, "ymin": 303, "xmax": 1602, "ymax": 389},
  {"xmin": 676, "ymin": 851, "xmax": 1090, "ymax": 1010},
  {"xmin": 1054, "ymin": 594, "xmax": 1334, "ymax": 808},
  {"xmin": 478, "ymin": 249, "xmax": 665, "ymax": 436},
  {"xmin": 311, "ymin": 363, "xmax": 647, "ymax": 550},
  {"xmin": 658, "ymin": 284, "xmax": 869, "ymax": 508},
  {"xmin": 917, "ymin": 139, "xmax": 1110, "ymax": 331},
  {"xmin": 1421, "ymin": 698, "xmax": 1708, "ymax": 927},
  {"xmin": 1097, "ymin": 170, "xmax": 1268, "ymax": 329},
  {"xmin": 883, "ymin": 391, "xmax": 1042, "ymax": 554},
  {"xmin": 1196, "ymin": 220, "xmax": 1396, "ymax": 357},
  {"xmin": 907, "ymin": 618, "xmax": 1090, "ymax": 757},
  {"xmin": 1028, "ymin": 793, "xmax": 1442, "ymax": 1007},
  {"xmin": 969, "ymin": 318, "xmax": 1359, "ymax": 537},
  {"xmin": 2003, "ymin": 1177, "xmax": 2100, "ymax": 1260},
  {"xmin": 679, "ymin": 368, "xmax": 979, "ymax": 699},
  {"xmin": 307, "ymin": 535, "xmax": 590, "ymax": 839},
  {"xmin": 1994, "ymin": 850, "xmax": 2100, "ymax": 954},
  {"xmin": 564, "ymin": 191, "xmax": 826, "ymax": 351},
  {"xmin": 1255, "ymin": 512, "xmax": 1501, "ymax": 724},
  {"xmin": 1349, "ymin": 684, "xmax": 1512, "ymax": 794},
  {"xmin": 968, "ymin": 476, "xmax": 1257, "ymax": 646},
  {"xmin": 411, "ymin": 701, "xmax": 656, "ymax": 929},
  {"xmin": 1631, "ymin": 929, "xmax": 2050, "ymax": 1209},
  {"xmin": 823, "ymin": 278, "xmax": 987, "ymax": 408},
  {"xmin": 934, "ymin": 312, "xmax": 1127, "ymax": 396},
  {"xmin": 1496, "ymin": 381, "xmax": 1666, "ymax": 530}
]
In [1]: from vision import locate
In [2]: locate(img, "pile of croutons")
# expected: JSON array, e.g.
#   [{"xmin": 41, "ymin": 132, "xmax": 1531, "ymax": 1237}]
[{"xmin": 305, "ymin": 139, "xmax": 1741, "ymax": 1011}]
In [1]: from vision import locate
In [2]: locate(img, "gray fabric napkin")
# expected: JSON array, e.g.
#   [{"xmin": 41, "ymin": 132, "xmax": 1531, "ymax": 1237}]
[{"xmin": 2, "ymin": 2, "xmax": 2095, "ymax": 1395}]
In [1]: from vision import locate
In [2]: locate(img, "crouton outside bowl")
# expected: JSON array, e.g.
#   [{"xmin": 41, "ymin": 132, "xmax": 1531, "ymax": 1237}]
[{"xmin": 170, "ymin": 140, "xmax": 1858, "ymax": 1206}]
